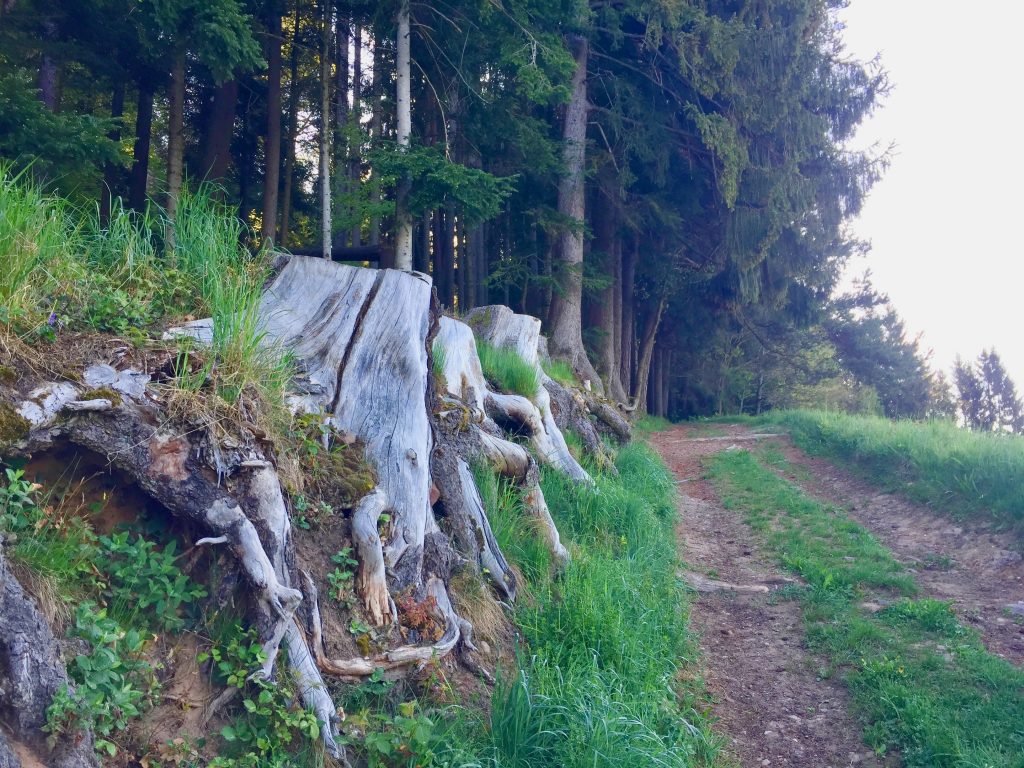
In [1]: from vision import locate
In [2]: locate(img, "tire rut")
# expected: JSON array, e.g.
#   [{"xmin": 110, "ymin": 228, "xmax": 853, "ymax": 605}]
[{"xmin": 651, "ymin": 426, "xmax": 882, "ymax": 768}]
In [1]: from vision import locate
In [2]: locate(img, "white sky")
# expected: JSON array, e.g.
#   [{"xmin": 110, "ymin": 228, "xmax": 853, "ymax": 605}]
[{"xmin": 838, "ymin": 0, "xmax": 1024, "ymax": 385}]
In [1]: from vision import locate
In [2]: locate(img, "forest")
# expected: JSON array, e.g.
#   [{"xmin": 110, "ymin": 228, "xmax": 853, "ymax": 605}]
[
  {"xmin": 3, "ymin": 1, "xmax": 1024, "ymax": 767},
  {"xmin": 2, "ymin": 0, "xmax": 962, "ymax": 420}
]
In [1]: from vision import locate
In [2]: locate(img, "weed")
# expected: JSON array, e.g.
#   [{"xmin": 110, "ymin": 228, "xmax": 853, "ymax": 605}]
[
  {"xmin": 326, "ymin": 547, "xmax": 358, "ymax": 606},
  {"xmin": 199, "ymin": 628, "xmax": 324, "ymax": 767},
  {"xmin": 96, "ymin": 531, "xmax": 206, "ymax": 632}
]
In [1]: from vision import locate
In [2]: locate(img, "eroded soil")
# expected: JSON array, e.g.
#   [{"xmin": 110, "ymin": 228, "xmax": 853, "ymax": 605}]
[{"xmin": 651, "ymin": 425, "xmax": 882, "ymax": 768}]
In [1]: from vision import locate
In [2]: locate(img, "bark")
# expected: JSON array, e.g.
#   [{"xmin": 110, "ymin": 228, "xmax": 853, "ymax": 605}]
[
  {"xmin": 279, "ymin": 4, "xmax": 301, "ymax": 246},
  {"xmin": 547, "ymin": 34, "xmax": 603, "ymax": 394},
  {"xmin": 258, "ymin": 258, "xmax": 437, "ymax": 626},
  {"xmin": 620, "ymin": 238, "xmax": 637, "ymax": 395},
  {"xmin": 543, "ymin": 378, "xmax": 614, "ymax": 471},
  {"xmin": 0, "ymin": 541, "xmax": 99, "ymax": 767},
  {"xmin": 319, "ymin": 2, "xmax": 332, "ymax": 259},
  {"xmin": 633, "ymin": 296, "xmax": 667, "ymax": 413},
  {"xmin": 37, "ymin": 19, "xmax": 59, "ymax": 111},
  {"xmin": 334, "ymin": 14, "xmax": 350, "ymax": 248},
  {"xmin": 128, "ymin": 84, "xmax": 154, "ymax": 212},
  {"xmin": 394, "ymin": 0, "xmax": 413, "ymax": 270},
  {"xmin": 166, "ymin": 51, "xmax": 186, "ymax": 243},
  {"xmin": 99, "ymin": 82, "xmax": 125, "ymax": 224},
  {"xmin": 201, "ymin": 80, "xmax": 238, "ymax": 183},
  {"xmin": 261, "ymin": 10, "xmax": 283, "ymax": 243},
  {"xmin": 350, "ymin": 25, "xmax": 363, "ymax": 248},
  {"xmin": 435, "ymin": 316, "xmax": 569, "ymax": 565}
]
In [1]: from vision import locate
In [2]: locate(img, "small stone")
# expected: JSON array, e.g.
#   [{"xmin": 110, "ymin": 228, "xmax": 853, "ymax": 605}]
[
  {"xmin": 1005, "ymin": 602, "xmax": 1024, "ymax": 617},
  {"xmin": 761, "ymin": 760, "xmax": 771, "ymax": 766}
]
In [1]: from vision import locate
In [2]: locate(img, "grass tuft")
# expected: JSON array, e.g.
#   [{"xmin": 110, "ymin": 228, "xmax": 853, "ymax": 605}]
[
  {"xmin": 540, "ymin": 358, "xmax": 576, "ymax": 387},
  {"xmin": 477, "ymin": 341, "xmax": 540, "ymax": 398}
]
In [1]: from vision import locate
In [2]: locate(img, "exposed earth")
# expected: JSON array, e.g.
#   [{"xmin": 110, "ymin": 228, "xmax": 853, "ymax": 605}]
[{"xmin": 650, "ymin": 422, "xmax": 1024, "ymax": 768}]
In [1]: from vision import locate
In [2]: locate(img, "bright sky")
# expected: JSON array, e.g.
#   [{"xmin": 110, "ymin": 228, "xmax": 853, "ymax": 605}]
[{"xmin": 838, "ymin": 0, "xmax": 1024, "ymax": 386}]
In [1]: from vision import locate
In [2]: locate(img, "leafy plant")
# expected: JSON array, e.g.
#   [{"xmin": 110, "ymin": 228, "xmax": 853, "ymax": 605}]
[
  {"xmin": 327, "ymin": 547, "xmax": 358, "ymax": 606},
  {"xmin": 97, "ymin": 531, "xmax": 207, "ymax": 632},
  {"xmin": 199, "ymin": 628, "xmax": 323, "ymax": 766},
  {"xmin": 44, "ymin": 602, "xmax": 158, "ymax": 758}
]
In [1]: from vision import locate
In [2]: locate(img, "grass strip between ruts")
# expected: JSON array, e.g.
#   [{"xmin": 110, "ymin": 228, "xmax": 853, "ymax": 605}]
[{"xmin": 708, "ymin": 448, "xmax": 1024, "ymax": 768}]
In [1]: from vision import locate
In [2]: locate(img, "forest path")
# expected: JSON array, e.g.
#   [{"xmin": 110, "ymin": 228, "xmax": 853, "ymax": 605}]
[
  {"xmin": 651, "ymin": 424, "xmax": 881, "ymax": 768},
  {"xmin": 764, "ymin": 436, "xmax": 1024, "ymax": 666}
]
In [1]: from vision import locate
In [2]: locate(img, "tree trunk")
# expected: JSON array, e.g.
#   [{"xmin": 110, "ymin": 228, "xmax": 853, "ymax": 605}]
[
  {"xmin": 350, "ymin": 25, "xmax": 363, "ymax": 247},
  {"xmin": 166, "ymin": 51, "xmax": 186, "ymax": 247},
  {"xmin": 37, "ymin": 18, "xmax": 59, "ymax": 110},
  {"xmin": 334, "ymin": 14, "xmax": 350, "ymax": 248},
  {"xmin": 650, "ymin": 342, "xmax": 663, "ymax": 418},
  {"xmin": 369, "ymin": 39, "xmax": 382, "ymax": 248},
  {"xmin": 632, "ymin": 296, "xmax": 666, "ymax": 413},
  {"xmin": 99, "ymin": 82, "xmax": 125, "ymax": 224},
  {"xmin": 128, "ymin": 84, "xmax": 154, "ymax": 212},
  {"xmin": 620, "ymin": 238, "xmax": 637, "ymax": 395},
  {"xmin": 319, "ymin": 1, "xmax": 332, "ymax": 259},
  {"xmin": 261, "ymin": 10, "xmax": 283, "ymax": 244},
  {"xmin": 547, "ymin": 34, "xmax": 602, "ymax": 393},
  {"xmin": 394, "ymin": 0, "xmax": 413, "ymax": 269},
  {"xmin": 201, "ymin": 80, "xmax": 238, "ymax": 183},
  {"xmin": 279, "ymin": 4, "xmax": 301, "ymax": 246}
]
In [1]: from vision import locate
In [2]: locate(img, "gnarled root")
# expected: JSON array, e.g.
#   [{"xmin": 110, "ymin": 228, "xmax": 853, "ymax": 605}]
[{"xmin": 351, "ymin": 488, "xmax": 396, "ymax": 627}]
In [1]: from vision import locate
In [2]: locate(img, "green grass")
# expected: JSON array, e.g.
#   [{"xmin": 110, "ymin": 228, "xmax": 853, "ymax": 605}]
[
  {"xmin": 0, "ymin": 169, "xmax": 292, "ymax": 435},
  {"xmin": 540, "ymin": 358, "xmax": 576, "ymax": 388},
  {"xmin": 709, "ymin": 448, "xmax": 1024, "ymax": 767},
  {"xmin": 635, "ymin": 415, "xmax": 674, "ymax": 433},
  {"xmin": 473, "ymin": 461, "xmax": 552, "ymax": 587},
  {"xmin": 761, "ymin": 409, "xmax": 1024, "ymax": 532},
  {"xmin": 476, "ymin": 442, "xmax": 721, "ymax": 768},
  {"xmin": 477, "ymin": 342, "xmax": 540, "ymax": 398}
]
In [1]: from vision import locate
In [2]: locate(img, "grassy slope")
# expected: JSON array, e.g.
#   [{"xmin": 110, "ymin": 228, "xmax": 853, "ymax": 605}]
[
  {"xmin": 467, "ymin": 443, "xmax": 722, "ymax": 768},
  {"xmin": 758, "ymin": 410, "xmax": 1024, "ymax": 532},
  {"xmin": 709, "ymin": 448, "xmax": 1024, "ymax": 768}
]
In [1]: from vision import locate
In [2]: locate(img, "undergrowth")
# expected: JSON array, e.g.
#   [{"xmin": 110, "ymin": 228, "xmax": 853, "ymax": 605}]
[
  {"xmin": 761, "ymin": 409, "xmax": 1024, "ymax": 532},
  {"xmin": 710, "ymin": 448, "xmax": 1024, "ymax": 767},
  {"xmin": 0, "ymin": 168, "xmax": 292, "ymax": 440}
]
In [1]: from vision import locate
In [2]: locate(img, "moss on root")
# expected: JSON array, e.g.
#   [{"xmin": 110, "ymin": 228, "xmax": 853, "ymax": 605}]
[
  {"xmin": 0, "ymin": 401, "xmax": 30, "ymax": 447},
  {"xmin": 79, "ymin": 387, "xmax": 122, "ymax": 407}
]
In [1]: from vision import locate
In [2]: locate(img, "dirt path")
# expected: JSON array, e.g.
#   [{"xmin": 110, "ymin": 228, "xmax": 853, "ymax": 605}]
[
  {"xmin": 651, "ymin": 425, "xmax": 882, "ymax": 768},
  {"xmin": 768, "ymin": 438, "xmax": 1024, "ymax": 665}
]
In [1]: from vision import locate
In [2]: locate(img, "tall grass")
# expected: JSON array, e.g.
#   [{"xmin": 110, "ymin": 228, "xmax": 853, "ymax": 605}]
[
  {"xmin": 0, "ymin": 164, "xmax": 70, "ymax": 322},
  {"xmin": 540, "ymin": 358, "xmax": 575, "ymax": 387},
  {"xmin": 481, "ymin": 442, "xmax": 720, "ymax": 768},
  {"xmin": 477, "ymin": 342, "xmax": 540, "ymax": 398},
  {"xmin": 763, "ymin": 410, "xmax": 1024, "ymax": 530}
]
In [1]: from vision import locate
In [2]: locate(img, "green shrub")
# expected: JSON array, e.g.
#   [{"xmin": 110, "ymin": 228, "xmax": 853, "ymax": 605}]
[
  {"xmin": 477, "ymin": 341, "xmax": 540, "ymax": 398},
  {"xmin": 97, "ymin": 532, "xmax": 207, "ymax": 632}
]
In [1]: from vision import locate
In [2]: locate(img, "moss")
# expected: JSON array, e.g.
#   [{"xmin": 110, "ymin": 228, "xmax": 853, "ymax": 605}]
[
  {"xmin": 0, "ymin": 366, "xmax": 17, "ymax": 384},
  {"xmin": 79, "ymin": 387, "xmax": 122, "ymax": 407},
  {"xmin": 0, "ymin": 401, "xmax": 31, "ymax": 446},
  {"xmin": 312, "ymin": 439, "xmax": 377, "ymax": 509}
]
